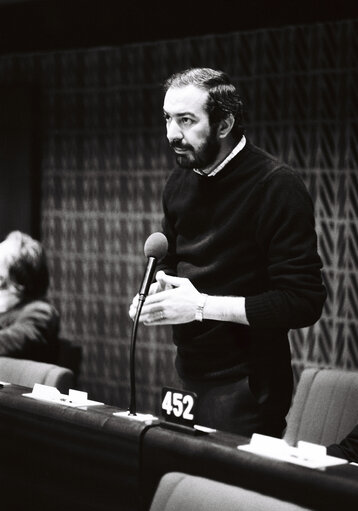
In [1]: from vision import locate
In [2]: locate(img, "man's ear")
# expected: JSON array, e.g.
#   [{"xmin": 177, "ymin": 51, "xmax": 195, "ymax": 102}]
[{"xmin": 218, "ymin": 114, "xmax": 235, "ymax": 138}]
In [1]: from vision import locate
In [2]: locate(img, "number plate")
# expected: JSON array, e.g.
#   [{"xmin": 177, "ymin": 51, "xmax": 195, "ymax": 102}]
[{"xmin": 161, "ymin": 386, "xmax": 198, "ymax": 427}]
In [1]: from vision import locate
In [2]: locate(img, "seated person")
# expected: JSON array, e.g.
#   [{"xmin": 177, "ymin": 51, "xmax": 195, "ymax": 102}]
[
  {"xmin": 327, "ymin": 424, "xmax": 358, "ymax": 463},
  {"xmin": 0, "ymin": 230, "xmax": 60, "ymax": 362}
]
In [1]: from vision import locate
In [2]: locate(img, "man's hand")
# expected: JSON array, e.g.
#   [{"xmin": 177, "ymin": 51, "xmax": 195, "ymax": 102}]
[
  {"xmin": 128, "ymin": 270, "xmax": 173, "ymax": 321},
  {"xmin": 129, "ymin": 271, "xmax": 249, "ymax": 326},
  {"xmin": 129, "ymin": 271, "xmax": 201, "ymax": 325}
]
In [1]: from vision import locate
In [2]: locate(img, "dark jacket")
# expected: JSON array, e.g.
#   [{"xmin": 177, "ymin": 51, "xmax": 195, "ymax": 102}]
[{"xmin": 0, "ymin": 299, "xmax": 60, "ymax": 362}]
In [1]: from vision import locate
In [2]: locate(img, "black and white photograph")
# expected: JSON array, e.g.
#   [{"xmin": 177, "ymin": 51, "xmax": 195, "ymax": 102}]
[{"xmin": 0, "ymin": 1, "xmax": 357, "ymax": 509}]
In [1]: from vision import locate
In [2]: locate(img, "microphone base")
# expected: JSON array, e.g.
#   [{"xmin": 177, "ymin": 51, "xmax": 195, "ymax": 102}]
[
  {"xmin": 113, "ymin": 410, "xmax": 159, "ymax": 424},
  {"xmin": 159, "ymin": 420, "xmax": 211, "ymax": 436}
]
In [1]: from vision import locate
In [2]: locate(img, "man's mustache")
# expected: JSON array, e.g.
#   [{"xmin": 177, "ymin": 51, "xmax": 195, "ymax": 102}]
[{"xmin": 169, "ymin": 141, "xmax": 192, "ymax": 151}]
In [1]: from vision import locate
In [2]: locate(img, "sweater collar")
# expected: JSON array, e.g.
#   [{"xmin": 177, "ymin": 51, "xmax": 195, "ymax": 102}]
[{"xmin": 193, "ymin": 135, "xmax": 246, "ymax": 177}]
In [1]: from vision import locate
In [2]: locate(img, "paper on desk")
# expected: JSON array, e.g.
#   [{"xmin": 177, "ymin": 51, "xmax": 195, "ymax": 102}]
[
  {"xmin": 238, "ymin": 433, "xmax": 348, "ymax": 469},
  {"xmin": 23, "ymin": 384, "xmax": 104, "ymax": 407},
  {"xmin": 194, "ymin": 424, "xmax": 216, "ymax": 433}
]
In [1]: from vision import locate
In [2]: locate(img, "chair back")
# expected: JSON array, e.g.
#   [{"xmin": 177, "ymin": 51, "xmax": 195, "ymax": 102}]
[
  {"xmin": 0, "ymin": 357, "xmax": 74, "ymax": 393},
  {"xmin": 149, "ymin": 472, "xmax": 312, "ymax": 511},
  {"xmin": 284, "ymin": 367, "xmax": 358, "ymax": 446},
  {"xmin": 56, "ymin": 338, "xmax": 82, "ymax": 384}
]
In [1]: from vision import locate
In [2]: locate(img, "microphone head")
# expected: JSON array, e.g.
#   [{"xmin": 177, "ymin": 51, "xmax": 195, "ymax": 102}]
[{"xmin": 144, "ymin": 232, "xmax": 168, "ymax": 259}]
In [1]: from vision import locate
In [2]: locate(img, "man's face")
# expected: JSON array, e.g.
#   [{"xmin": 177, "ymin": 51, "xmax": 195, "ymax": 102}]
[{"xmin": 163, "ymin": 84, "xmax": 220, "ymax": 170}]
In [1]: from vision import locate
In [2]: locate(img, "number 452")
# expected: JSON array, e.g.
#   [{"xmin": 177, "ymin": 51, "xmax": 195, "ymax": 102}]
[{"xmin": 162, "ymin": 390, "xmax": 195, "ymax": 421}]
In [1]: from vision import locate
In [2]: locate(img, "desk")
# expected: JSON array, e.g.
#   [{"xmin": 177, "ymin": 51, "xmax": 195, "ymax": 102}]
[
  {"xmin": 141, "ymin": 424, "xmax": 358, "ymax": 511},
  {"xmin": 1, "ymin": 384, "xmax": 358, "ymax": 511},
  {"xmin": 0, "ymin": 383, "xmax": 151, "ymax": 511}
]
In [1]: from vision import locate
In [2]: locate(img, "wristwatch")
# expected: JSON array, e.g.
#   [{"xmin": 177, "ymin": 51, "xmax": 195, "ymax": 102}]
[{"xmin": 195, "ymin": 293, "xmax": 208, "ymax": 322}]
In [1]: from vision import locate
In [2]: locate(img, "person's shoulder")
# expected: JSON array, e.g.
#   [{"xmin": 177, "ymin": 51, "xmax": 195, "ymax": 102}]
[
  {"xmin": 19, "ymin": 299, "xmax": 59, "ymax": 322},
  {"xmin": 245, "ymin": 141, "xmax": 301, "ymax": 184},
  {"xmin": 245, "ymin": 140, "xmax": 286, "ymax": 170},
  {"xmin": 244, "ymin": 140, "xmax": 278, "ymax": 162}
]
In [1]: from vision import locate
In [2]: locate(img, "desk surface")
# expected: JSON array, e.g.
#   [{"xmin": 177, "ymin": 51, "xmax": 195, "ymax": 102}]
[
  {"xmin": 1, "ymin": 384, "xmax": 358, "ymax": 511},
  {"xmin": 0, "ymin": 383, "xmax": 152, "ymax": 511},
  {"xmin": 141, "ymin": 422, "xmax": 358, "ymax": 511}
]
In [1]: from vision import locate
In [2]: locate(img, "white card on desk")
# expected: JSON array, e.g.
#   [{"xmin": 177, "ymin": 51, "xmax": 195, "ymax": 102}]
[
  {"xmin": 238, "ymin": 433, "xmax": 348, "ymax": 469},
  {"xmin": 23, "ymin": 383, "xmax": 104, "ymax": 407}
]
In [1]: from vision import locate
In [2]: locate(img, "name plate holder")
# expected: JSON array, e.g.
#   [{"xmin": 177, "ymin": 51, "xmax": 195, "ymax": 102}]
[
  {"xmin": 160, "ymin": 386, "xmax": 212, "ymax": 436},
  {"xmin": 22, "ymin": 383, "xmax": 104, "ymax": 407},
  {"xmin": 238, "ymin": 434, "xmax": 349, "ymax": 469}
]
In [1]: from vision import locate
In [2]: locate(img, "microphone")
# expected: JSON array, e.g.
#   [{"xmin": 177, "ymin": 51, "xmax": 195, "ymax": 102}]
[
  {"xmin": 129, "ymin": 232, "xmax": 168, "ymax": 416},
  {"xmin": 138, "ymin": 232, "xmax": 168, "ymax": 300}
]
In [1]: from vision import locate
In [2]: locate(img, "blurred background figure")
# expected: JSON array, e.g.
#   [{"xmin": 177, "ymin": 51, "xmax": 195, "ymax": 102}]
[
  {"xmin": 327, "ymin": 425, "xmax": 358, "ymax": 463},
  {"xmin": 0, "ymin": 231, "xmax": 60, "ymax": 362}
]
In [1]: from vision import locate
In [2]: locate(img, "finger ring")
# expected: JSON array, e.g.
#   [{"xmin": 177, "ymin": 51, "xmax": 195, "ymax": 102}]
[{"xmin": 156, "ymin": 311, "xmax": 165, "ymax": 321}]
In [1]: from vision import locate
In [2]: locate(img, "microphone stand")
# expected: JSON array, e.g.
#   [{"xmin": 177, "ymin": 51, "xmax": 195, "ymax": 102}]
[
  {"xmin": 128, "ymin": 256, "xmax": 157, "ymax": 416},
  {"xmin": 128, "ymin": 296, "xmax": 145, "ymax": 416}
]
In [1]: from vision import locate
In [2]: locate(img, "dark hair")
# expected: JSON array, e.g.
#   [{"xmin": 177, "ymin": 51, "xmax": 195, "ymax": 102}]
[
  {"xmin": 164, "ymin": 67, "xmax": 245, "ymax": 140},
  {"xmin": 5, "ymin": 231, "xmax": 49, "ymax": 300}
]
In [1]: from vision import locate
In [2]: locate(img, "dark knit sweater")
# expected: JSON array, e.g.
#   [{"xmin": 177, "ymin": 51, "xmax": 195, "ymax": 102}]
[{"xmin": 159, "ymin": 140, "xmax": 326, "ymax": 410}]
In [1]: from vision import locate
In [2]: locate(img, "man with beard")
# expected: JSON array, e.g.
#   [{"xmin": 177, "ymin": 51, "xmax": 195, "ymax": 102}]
[{"xmin": 129, "ymin": 68, "xmax": 326, "ymax": 438}]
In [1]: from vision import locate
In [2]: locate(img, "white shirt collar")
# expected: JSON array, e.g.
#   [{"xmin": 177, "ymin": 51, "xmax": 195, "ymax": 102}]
[{"xmin": 193, "ymin": 135, "xmax": 246, "ymax": 177}]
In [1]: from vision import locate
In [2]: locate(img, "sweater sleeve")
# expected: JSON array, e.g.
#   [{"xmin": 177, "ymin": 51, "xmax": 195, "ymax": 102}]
[
  {"xmin": 0, "ymin": 301, "xmax": 60, "ymax": 359},
  {"xmin": 327, "ymin": 424, "xmax": 358, "ymax": 462},
  {"xmin": 245, "ymin": 168, "xmax": 326, "ymax": 329}
]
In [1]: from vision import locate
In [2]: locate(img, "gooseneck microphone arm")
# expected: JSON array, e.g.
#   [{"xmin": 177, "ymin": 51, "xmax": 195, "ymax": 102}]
[
  {"xmin": 128, "ymin": 232, "xmax": 168, "ymax": 417},
  {"xmin": 128, "ymin": 256, "xmax": 157, "ymax": 416},
  {"xmin": 128, "ymin": 296, "xmax": 144, "ymax": 415}
]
